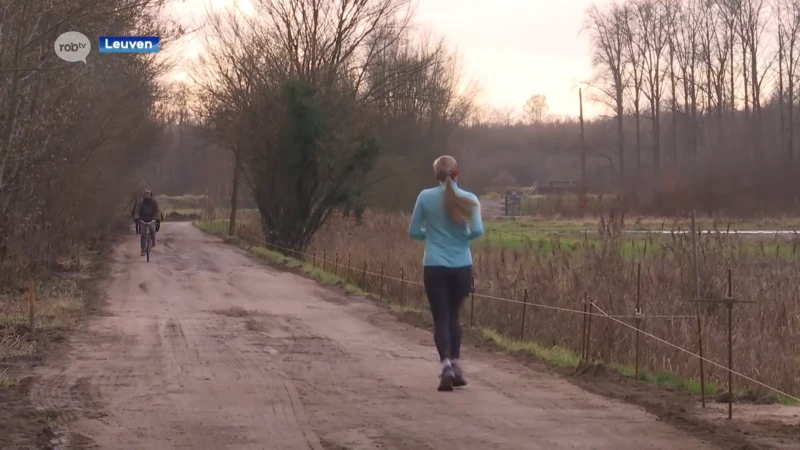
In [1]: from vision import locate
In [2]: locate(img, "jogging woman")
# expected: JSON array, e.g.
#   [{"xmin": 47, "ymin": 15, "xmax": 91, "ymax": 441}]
[{"xmin": 409, "ymin": 155, "xmax": 484, "ymax": 391}]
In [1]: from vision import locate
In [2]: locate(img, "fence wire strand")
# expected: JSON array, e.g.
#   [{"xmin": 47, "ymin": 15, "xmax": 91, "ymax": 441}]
[
  {"xmin": 591, "ymin": 302, "xmax": 800, "ymax": 403},
  {"xmin": 213, "ymin": 219, "xmax": 694, "ymax": 321},
  {"xmin": 202, "ymin": 219, "xmax": 796, "ymax": 403}
]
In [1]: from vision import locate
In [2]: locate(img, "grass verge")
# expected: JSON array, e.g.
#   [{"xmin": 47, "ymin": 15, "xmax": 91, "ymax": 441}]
[
  {"xmin": 479, "ymin": 328, "xmax": 580, "ymax": 368},
  {"xmin": 478, "ymin": 326, "xmax": 796, "ymax": 405},
  {"xmin": 479, "ymin": 325, "xmax": 724, "ymax": 398}
]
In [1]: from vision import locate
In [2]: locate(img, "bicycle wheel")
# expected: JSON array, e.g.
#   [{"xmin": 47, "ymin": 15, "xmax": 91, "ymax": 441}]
[{"xmin": 145, "ymin": 232, "xmax": 152, "ymax": 262}]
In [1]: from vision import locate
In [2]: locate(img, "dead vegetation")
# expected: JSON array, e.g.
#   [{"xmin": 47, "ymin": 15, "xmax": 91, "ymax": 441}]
[
  {"xmin": 286, "ymin": 211, "xmax": 800, "ymax": 399},
  {"xmin": 0, "ymin": 0, "xmax": 174, "ymax": 290},
  {"xmin": 0, "ymin": 0, "xmax": 174, "ymax": 401},
  {"xmin": 0, "ymin": 244, "xmax": 102, "ymax": 362}
]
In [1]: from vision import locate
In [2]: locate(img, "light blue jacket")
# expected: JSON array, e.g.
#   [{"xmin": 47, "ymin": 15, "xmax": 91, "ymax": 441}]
[{"xmin": 408, "ymin": 183, "xmax": 484, "ymax": 267}]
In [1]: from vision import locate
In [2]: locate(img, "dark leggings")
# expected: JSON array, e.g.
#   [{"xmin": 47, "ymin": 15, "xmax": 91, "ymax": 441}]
[{"xmin": 423, "ymin": 265, "xmax": 473, "ymax": 362}]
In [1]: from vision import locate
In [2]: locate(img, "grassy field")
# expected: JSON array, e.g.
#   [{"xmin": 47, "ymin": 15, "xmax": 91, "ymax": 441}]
[
  {"xmin": 480, "ymin": 219, "xmax": 800, "ymax": 259},
  {"xmin": 484, "ymin": 215, "xmax": 800, "ymax": 232},
  {"xmin": 200, "ymin": 209, "xmax": 800, "ymax": 401}
]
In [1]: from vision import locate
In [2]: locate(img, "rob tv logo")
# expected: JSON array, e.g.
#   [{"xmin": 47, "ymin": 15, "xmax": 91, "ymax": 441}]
[
  {"xmin": 54, "ymin": 32, "xmax": 91, "ymax": 63},
  {"xmin": 99, "ymin": 36, "xmax": 160, "ymax": 53}
]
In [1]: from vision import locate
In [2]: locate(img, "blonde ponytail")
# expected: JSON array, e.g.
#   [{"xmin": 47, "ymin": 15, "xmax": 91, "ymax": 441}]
[
  {"xmin": 444, "ymin": 176, "xmax": 476, "ymax": 224},
  {"xmin": 433, "ymin": 154, "xmax": 476, "ymax": 224}
]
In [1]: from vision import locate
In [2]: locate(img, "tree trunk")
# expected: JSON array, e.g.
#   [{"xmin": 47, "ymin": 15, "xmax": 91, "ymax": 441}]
[
  {"xmin": 617, "ymin": 98, "xmax": 625, "ymax": 183},
  {"xmin": 751, "ymin": 46, "xmax": 762, "ymax": 162},
  {"xmin": 580, "ymin": 88, "xmax": 587, "ymax": 185},
  {"xmin": 729, "ymin": 31, "xmax": 736, "ymax": 112},
  {"xmin": 742, "ymin": 41, "xmax": 750, "ymax": 117},
  {"xmin": 683, "ymin": 74, "xmax": 691, "ymax": 162},
  {"xmin": 691, "ymin": 84, "xmax": 698, "ymax": 159},
  {"xmin": 635, "ymin": 103, "xmax": 642, "ymax": 179},
  {"xmin": 228, "ymin": 152, "xmax": 241, "ymax": 236},
  {"xmin": 779, "ymin": 34, "xmax": 785, "ymax": 163},
  {"xmin": 790, "ymin": 46, "xmax": 795, "ymax": 162},
  {"xmin": 653, "ymin": 106, "xmax": 661, "ymax": 173},
  {"xmin": 670, "ymin": 44, "xmax": 677, "ymax": 165}
]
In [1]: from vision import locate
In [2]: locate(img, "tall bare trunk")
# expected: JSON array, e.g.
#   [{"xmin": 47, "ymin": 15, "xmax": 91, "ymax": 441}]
[
  {"xmin": 683, "ymin": 75, "xmax": 692, "ymax": 161},
  {"xmin": 228, "ymin": 152, "xmax": 241, "ymax": 236},
  {"xmin": 779, "ymin": 29, "xmax": 785, "ymax": 162},
  {"xmin": 617, "ymin": 98, "xmax": 625, "ymax": 182},
  {"xmin": 751, "ymin": 44, "xmax": 762, "ymax": 162},
  {"xmin": 729, "ymin": 29, "xmax": 736, "ymax": 112},
  {"xmin": 635, "ymin": 103, "xmax": 642, "ymax": 177},
  {"xmin": 670, "ymin": 41, "xmax": 677, "ymax": 165},
  {"xmin": 742, "ymin": 41, "xmax": 750, "ymax": 117},
  {"xmin": 790, "ymin": 45, "xmax": 795, "ymax": 162},
  {"xmin": 580, "ymin": 89, "xmax": 587, "ymax": 184}
]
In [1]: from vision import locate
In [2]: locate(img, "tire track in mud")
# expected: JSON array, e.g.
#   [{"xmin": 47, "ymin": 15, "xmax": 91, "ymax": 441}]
[{"xmin": 219, "ymin": 322, "xmax": 324, "ymax": 450}]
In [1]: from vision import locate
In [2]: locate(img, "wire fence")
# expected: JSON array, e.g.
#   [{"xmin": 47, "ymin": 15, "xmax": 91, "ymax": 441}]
[{"xmin": 197, "ymin": 218, "xmax": 800, "ymax": 415}]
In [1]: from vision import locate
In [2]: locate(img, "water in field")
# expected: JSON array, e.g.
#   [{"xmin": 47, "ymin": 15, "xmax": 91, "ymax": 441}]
[{"xmin": 623, "ymin": 230, "xmax": 798, "ymax": 235}]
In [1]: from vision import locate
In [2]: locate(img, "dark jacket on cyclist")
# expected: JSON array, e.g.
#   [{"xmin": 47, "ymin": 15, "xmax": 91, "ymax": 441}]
[
  {"xmin": 134, "ymin": 197, "xmax": 163, "ymax": 253},
  {"xmin": 134, "ymin": 197, "xmax": 163, "ymax": 222}
]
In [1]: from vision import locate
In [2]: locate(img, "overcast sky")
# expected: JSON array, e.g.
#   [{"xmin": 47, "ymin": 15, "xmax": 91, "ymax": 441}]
[
  {"xmin": 164, "ymin": 0, "xmax": 609, "ymax": 119},
  {"xmin": 410, "ymin": 0, "xmax": 608, "ymax": 118}
]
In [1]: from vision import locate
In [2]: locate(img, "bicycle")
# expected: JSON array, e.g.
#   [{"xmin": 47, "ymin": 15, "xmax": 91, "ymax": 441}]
[{"xmin": 140, "ymin": 220, "xmax": 156, "ymax": 262}]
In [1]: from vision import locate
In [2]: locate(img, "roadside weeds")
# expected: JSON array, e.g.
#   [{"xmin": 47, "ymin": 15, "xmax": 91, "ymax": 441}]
[{"xmin": 0, "ymin": 236, "xmax": 116, "ymax": 450}]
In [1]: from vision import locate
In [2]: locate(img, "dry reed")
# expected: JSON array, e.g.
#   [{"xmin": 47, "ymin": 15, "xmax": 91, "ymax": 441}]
[{"xmin": 230, "ymin": 210, "xmax": 800, "ymax": 396}]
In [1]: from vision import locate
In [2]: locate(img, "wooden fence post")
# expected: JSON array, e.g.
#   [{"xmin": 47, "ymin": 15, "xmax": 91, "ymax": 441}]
[
  {"xmin": 379, "ymin": 265, "xmax": 385, "ymax": 301},
  {"xmin": 520, "ymin": 288, "xmax": 529, "ymax": 340},
  {"xmin": 400, "ymin": 267, "xmax": 405, "ymax": 303},
  {"xmin": 28, "ymin": 279, "xmax": 36, "ymax": 331},
  {"xmin": 361, "ymin": 260, "xmax": 368, "ymax": 290}
]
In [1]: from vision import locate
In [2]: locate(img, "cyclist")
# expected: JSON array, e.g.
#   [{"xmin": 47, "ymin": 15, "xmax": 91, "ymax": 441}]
[
  {"xmin": 408, "ymin": 155, "xmax": 483, "ymax": 391},
  {"xmin": 133, "ymin": 188, "xmax": 163, "ymax": 256}
]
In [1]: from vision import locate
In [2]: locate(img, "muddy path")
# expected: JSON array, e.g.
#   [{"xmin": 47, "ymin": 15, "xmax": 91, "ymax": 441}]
[{"xmin": 28, "ymin": 222, "xmax": 718, "ymax": 449}]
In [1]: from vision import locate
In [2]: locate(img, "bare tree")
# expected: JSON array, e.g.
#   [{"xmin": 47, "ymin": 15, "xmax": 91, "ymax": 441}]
[
  {"xmin": 776, "ymin": 0, "xmax": 800, "ymax": 161},
  {"xmin": 675, "ymin": 0, "xmax": 702, "ymax": 160},
  {"xmin": 700, "ymin": 0, "xmax": 731, "ymax": 153},
  {"xmin": 623, "ymin": 2, "xmax": 646, "ymax": 177},
  {"xmin": 0, "ymin": 0, "xmax": 172, "ymax": 282},
  {"xmin": 194, "ymin": 0, "xmax": 470, "ymax": 250},
  {"xmin": 523, "ymin": 94, "xmax": 549, "ymax": 123},
  {"xmin": 739, "ymin": 0, "xmax": 771, "ymax": 161},
  {"xmin": 365, "ymin": 34, "xmax": 476, "ymax": 208},
  {"xmin": 665, "ymin": 0, "xmax": 680, "ymax": 165},
  {"xmin": 586, "ymin": 3, "xmax": 628, "ymax": 181},
  {"xmin": 635, "ymin": 0, "xmax": 670, "ymax": 173}
]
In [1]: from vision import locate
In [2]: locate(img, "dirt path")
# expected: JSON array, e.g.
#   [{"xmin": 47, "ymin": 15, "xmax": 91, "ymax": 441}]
[{"xmin": 29, "ymin": 222, "xmax": 717, "ymax": 449}]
